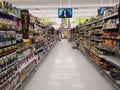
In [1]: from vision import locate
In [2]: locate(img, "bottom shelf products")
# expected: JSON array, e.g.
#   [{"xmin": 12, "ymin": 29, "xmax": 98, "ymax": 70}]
[
  {"xmin": 18, "ymin": 56, "xmax": 37, "ymax": 82},
  {"xmin": 2, "ymin": 76, "xmax": 18, "ymax": 90},
  {"xmin": 110, "ymin": 68, "xmax": 120, "ymax": 80}
]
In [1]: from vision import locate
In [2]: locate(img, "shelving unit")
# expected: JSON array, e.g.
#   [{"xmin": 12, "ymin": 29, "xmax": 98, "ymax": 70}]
[
  {"xmin": 74, "ymin": 4, "xmax": 120, "ymax": 90},
  {"xmin": 15, "ymin": 15, "xmax": 58, "ymax": 90},
  {"xmin": 0, "ymin": 1, "xmax": 57, "ymax": 90},
  {"xmin": 0, "ymin": 2, "xmax": 21, "ymax": 89}
]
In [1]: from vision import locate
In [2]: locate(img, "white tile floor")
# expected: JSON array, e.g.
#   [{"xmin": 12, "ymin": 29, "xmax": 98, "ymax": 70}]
[{"xmin": 23, "ymin": 39, "xmax": 115, "ymax": 90}]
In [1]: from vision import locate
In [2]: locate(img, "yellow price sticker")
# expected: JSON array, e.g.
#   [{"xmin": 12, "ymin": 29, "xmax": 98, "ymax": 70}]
[
  {"xmin": 4, "ymin": 34, "xmax": 7, "ymax": 38},
  {"xmin": 8, "ymin": 35, "xmax": 10, "ymax": 38},
  {"xmin": 0, "ymin": 49, "xmax": 2, "ymax": 53},
  {"xmin": 5, "ymin": 58, "xmax": 8, "ymax": 63},
  {"xmin": 1, "ymin": 60, "xmax": 4, "ymax": 64},
  {"xmin": 5, "ymin": 48, "xmax": 7, "ymax": 51},
  {"xmin": 0, "ymin": 24, "xmax": 3, "ymax": 28},
  {"xmin": 118, "ymin": 35, "xmax": 120, "ymax": 40},
  {"xmin": 8, "ymin": 47, "xmax": 11, "ymax": 50}
]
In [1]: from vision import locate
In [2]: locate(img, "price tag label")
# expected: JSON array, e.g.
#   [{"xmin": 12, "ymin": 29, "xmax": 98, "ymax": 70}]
[
  {"xmin": 27, "ymin": 73, "xmax": 29, "ymax": 76},
  {"xmin": 4, "ymin": 34, "xmax": 7, "ymax": 38},
  {"xmin": 1, "ymin": 59, "xmax": 4, "ymax": 64},
  {"xmin": 9, "ymin": 78, "xmax": 12, "ymax": 82},
  {"xmin": 5, "ymin": 57, "xmax": 8, "ymax": 63},
  {"xmin": 12, "ymin": 26, "xmax": 15, "ymax": 29},
  {"xmin": 119, "ymin": 50, "xmax": 120, "ymax": 54},
  {"xmin": 0, "ymin": 24, "xmax": 3, "ymax": 28},
  {"xmin": 0, "ymin": 49, "xmax": 2, "ymax": 53},
  {"xmin": 12, "ymin": 65, "xmax": 15, "ymax": 69},
  {"xmin": 7, "ymin": 26, "xmax": 10, "ymax": 28},
  {"xmin": 9, "ymin": 47, "xmax": 11, "ymax": 50},
  {"xmin": 5, "ymin": 48, "xmax": 7, "ymax": 52},
  {"xmin": 4, "ymin": 70, "xmax": 7, "ymax": 74},
  {"xmin": 8, "ymin": 34, "xmax": 10, "ymax": 38}
]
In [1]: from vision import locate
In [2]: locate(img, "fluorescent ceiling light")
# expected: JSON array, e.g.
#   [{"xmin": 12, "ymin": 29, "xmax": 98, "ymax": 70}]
[
  {"xmin": 29, "ymin": 9, "xmax": 97, "ymax": 14},
  {"xmin": 17, "ymin": 4, "xmax": 115, "ymax": 9},
  {"xmin": 29, "ymin": 9, "xmax": 97, "ymax": 11}
]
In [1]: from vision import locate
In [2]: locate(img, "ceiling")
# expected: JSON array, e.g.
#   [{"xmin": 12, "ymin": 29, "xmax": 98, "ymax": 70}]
[{"xmin": 9, "ymin": 0, "xmax": 119, "ymax": 18}]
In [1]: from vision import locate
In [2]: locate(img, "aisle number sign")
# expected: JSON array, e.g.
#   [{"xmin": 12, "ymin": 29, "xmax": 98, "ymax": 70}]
[{"xmin": 21, "ymin": 9, "xmax": 30, "ymax": 39}]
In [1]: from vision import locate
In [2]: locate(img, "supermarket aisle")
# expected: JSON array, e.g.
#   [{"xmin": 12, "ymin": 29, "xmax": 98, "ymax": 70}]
[{"xmin": 23, "ymin": 39, "xmax": 115, "ymax": 90}]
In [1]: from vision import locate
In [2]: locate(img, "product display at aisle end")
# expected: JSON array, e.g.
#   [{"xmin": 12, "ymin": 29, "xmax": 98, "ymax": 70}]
[
  {"xmin": 73, "ymin": 2, "xmax": 120, "ymax": 90},
  {"xmin": 0, "ymin": 1, "xmax": 57, "ymax": 90}
]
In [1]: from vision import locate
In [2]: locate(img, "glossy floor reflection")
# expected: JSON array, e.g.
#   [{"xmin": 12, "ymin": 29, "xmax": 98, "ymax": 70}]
[{"xmin": 23, "ymin": 39, "xmax": 115, "ymax": 90}]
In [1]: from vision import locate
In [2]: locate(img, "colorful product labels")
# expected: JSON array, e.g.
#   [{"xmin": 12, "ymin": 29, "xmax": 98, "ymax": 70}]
[{"xmin": 0, "ymin": 31, "xmax": 16, "ymax": 48}]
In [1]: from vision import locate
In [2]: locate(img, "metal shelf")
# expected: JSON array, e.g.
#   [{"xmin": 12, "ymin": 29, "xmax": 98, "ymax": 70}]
[
  {"xmin": 90, "ymin": 38, "xmax": 102, "ymax": 42},
  {"xmin": 102, "ymin": 12, "xmax": 118, "ymax": 20},
  {"xmin": 15, "ymin": 64, "xmax": 37, "ymax": 90},
  {"xmin": 17, "ymin": 44, "xmax": 34, "ymax": 52},
  {"xmin": 0, "ymin": 9, "xmax": 21, "ymax": 19},
  {"xmin": 18, "ymin": 56, "xmax": 37, "ymax": 73},
  {"xmin": 93, "ymin": 32, "xmax": 102, "ymax": 35},
  {"xmin": 83, "ymin": 35, "xmax": 90, "ymax": 37},
  {"xmin": 102, "ymin": 36, "xmax": 119, "ymax": 40},
  {"xmin": 96, "ymin": 46, "xmax": 114, "ymax": 52},
  {"xmin": 85, "ymin": 46, "xmax": 120, "ymax": 69},
  {"xmin": 116, "ymin": 81, "xmax": 120, "ymax": 86},
  {"xmin": 78, "ymin": 48, "xmax": 120, "ymax": 90},
  {"xmin": 0, "ymin": 62, "xmax": 17, "ymax": 78},
  {"xmin": 0, "ymin": 44, "xmax": 17, "ymax": 49},
  {"xmin": 0, "ymin": 72, "xmax": 18, "ymax": 89},
  {"xmin": 15, "ymin": 41, "xmax": 57, "ymax": 90},
  {"xmin": 36, "ymin": 23, "xmax": 46, "ymax": 28},
  {"xmin": 91, "ymin": 25, "xmax": 103, "ymax": 29},
  {"xmin": 35, "ymin": 46, "xmax": 44, "ymax": 53},
  {"xmin": 98, "ymin": 46, "xmax": 120, "ymax": 55},
  {"xmin": 85, "ymin": 19, "xmax": 102, "ymax": 26},
  {"xmin": 13, "ymin": 82, "xmax": 21, "ymax": 90},
  {"xmin": 101, "ymin": 55, "xmax": 120, "ymax": 69},
  {"xmin": 0, "ymin": 23, "xmax": 20, "ymax": 31},
  {"xmin": 87, "ymin": 47, "xmax": 120, "ymax": 69},
  {"xmin": 83, "ymin": 46, "xmax": 90, "ymax": 51},
  {"xmin": 103, "ymin": 27, "xmax": 119, "ymax": 31},
  {"xmin": 17, "ymin": 53, "xmax": 34, "ymax": 63},
  {"xmin": 90, "ymin": 50, "xmax": 101, "ymax": 57},
  {"xmin": 20, "ymin": 64, "xmax": 37, "ymax": 83},
  {"xmin": 85, "ymin": 12, "xmax": 118, "ymax": 26},
  {"xmin": 79, "ymin": 32, "xmax": 85, "ymax": 34},
  {"xmin": 102, "ymin": 70, "xmax": 120, "ymax": 90}
]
